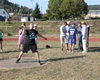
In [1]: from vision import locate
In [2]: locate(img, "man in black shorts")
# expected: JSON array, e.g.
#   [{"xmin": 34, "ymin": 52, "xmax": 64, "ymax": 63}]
[{"xmin": 16, "ymin": 23, "xmax": 47, "ymax": 65}]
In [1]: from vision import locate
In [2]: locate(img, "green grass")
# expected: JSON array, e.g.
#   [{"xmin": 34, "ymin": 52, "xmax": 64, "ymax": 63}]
[{"xmin": 0, "ymin": 40, "xmax": 100, "ymax": 80}]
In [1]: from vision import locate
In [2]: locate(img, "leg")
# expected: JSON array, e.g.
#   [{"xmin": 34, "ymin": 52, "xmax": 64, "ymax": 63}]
[
  {"xmin": 72, "ymin": 44, "xmax": 75, "ymax": 51},
  {"xmin": 34, "ymin": 52, "xmax": 43, "ymax": 65},
  {"xmin": 78, "ymin": 38, "xmax": 81, "ymax": 50},
  {"xmin": 61, "ymin": 43, "xmax": 63, "ymax": 50},
  {"xmin": 16, "ymin": 51, "xmax": 24, "ymax": 63},
  {"xmin": 82, "ymin": 39, "xmax": 87, "ymax": 52},
  {"xmin": 69, "ymin": 45, "xmax": 72, "ymax": 52},
  {"xmin": 0, "ymin": 41, "xmax": 3, "ymax": 51},
  {"xmin": 65, "ymin": 43, "xmax": 69, "ymax": 50},
  {"xmin": 34, "ymin": 52, "xmax": 41, "ymax": 62},
  {"xmin": 60, "ymin": 36, "xmax": 64, "ymax": 50},
  {"xmin": 18, "ymin": 44, "xmax": 21, "ymax": 50},
  {"xmin": 1, "ymin": 42, "xmax": 3, "ymax": 51}
]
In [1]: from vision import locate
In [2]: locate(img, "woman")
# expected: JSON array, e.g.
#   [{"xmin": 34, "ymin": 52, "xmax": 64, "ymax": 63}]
[{"xmin": 17, "ymin": 26, "xmax": 25, "ymax": 50}]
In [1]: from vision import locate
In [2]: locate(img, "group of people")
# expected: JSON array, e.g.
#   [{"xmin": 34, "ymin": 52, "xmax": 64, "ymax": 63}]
[
  {"xmin": 0, "ymin": 21, "xmax": 90, "ymax": 65},
  {"xmin": 60, "ymin": 21, "xmax": 89, "ymax": 53},
  {"xmin": 16, "ymin": 23, "xmax": 47, "ymax": 65}
]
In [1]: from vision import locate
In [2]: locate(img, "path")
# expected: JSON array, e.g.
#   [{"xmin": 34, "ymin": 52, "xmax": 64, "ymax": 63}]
[{"xmin": 3, "ymin": 38, "xmax": 100, "ymax": 42}]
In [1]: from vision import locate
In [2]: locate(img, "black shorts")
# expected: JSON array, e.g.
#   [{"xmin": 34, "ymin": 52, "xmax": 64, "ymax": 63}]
[
  {"xmin": 0, "ymin": 38, "xmax": 3, "ymax": 41},
  {"xmin": 22, "ymin": 44, "xmax": 38, "ymax": 53}
]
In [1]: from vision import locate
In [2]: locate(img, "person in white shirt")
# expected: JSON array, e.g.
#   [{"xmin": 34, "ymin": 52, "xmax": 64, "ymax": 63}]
[
  {"xmin": 60, "ymin": 22, "xmax": 67, "ymax": 50},
  {"xmin": 81, "ymin": 21, "xmax": 88, "ymax": 53}
]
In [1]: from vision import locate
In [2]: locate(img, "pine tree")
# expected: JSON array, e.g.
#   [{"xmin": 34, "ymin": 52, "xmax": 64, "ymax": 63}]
[{"xmin": 32, "ymin": 3, "xmax": 42, "ymax": 19}]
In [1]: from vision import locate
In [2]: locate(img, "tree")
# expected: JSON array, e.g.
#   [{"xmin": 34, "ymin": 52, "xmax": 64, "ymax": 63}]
[
  {"xmin": 47, "ymin": 0, "xmax": 63, "ymax": 20},
  {"xmin": 32, "ymin": 3, "xmax": 42, "ymax": 19},
  {"xmin": 47, "ymin": 0, "xmax": 88, "ymax": 20}
]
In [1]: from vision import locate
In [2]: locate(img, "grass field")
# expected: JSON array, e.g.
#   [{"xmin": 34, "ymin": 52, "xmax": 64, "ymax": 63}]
[
  {"xmin": 0, "ymin": 40, "xmax": 100, "ymax": 80},
  {"xmin": 0, "ymin": 20, "xmax": 100, "ymax": 80}
]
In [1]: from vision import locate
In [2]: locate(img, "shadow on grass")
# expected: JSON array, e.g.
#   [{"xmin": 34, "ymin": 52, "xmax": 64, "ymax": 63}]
[
  {"xmin": 0, "ymin": 50, "xmax": 20, "ymax": 54},
  {"xmin": 89, "ymin": 47, "xmax": 100, "ymax": 52},
  {"xmin": 38, "ymin": 46, "xmax": 60, "ymax": 51},
  {"xmin": 48, "ymin": 55, "xmax": 87, "ymax": 62}
]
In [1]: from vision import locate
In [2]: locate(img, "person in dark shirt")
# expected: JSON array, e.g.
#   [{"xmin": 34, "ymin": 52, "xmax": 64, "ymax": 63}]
[{"xmin": 16, "ymin": 23, "xmax": 47, "ymax": 65}]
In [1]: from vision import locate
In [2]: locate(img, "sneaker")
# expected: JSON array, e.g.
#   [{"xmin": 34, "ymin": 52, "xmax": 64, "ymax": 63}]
[
  {"xmin": 16, "ymin": 58, "xmax": 20, "ymax": 63},
  {"xmin": 71, "ymin": 50, "xmax": 75, "ymax": 53},
  {"xmin": 39, "ymin": 61, "xmax": 43, "ymax": 65},
  {"xmin": 82, "ymin": 51, "xmax": 87, "ymax": 53},
  {"xmin": 68, "ymin": 50, "xmax": 72, "ymax": 52}
]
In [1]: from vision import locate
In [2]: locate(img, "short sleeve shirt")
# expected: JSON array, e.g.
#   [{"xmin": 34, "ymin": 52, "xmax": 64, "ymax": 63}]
[
  {"xmin": 24, "ymin": 29, "xmax": 38, "ymax": 45},
  {"xmin": 77, "ymin": 27, "xmax": 82, "ymax": 38},
  {"xmin": 68, "ymin": 27, "xmax": 77, "ymax": 39},
  {"xmin": 60, "ymin": 26, "xmax": 67, "ymax": 37},
  {"xmin": 0, "ymin": 30, "xmax": 3, "ymax": 39}
]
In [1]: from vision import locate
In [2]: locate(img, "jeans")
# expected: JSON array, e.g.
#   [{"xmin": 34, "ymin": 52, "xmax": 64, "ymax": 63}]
[{"xmin": 78, "ymin": 37, "xmax": 83, "ymax": 50}]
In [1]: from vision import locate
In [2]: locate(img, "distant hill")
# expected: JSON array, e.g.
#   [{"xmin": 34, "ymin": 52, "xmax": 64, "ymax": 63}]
[
  {"xmin": 0, "ymin": 0, "xmax": 32, "ymax": 14},
  {"xmin": 88, "ymin": 5, "xmax": 100, "ymax": 10}
]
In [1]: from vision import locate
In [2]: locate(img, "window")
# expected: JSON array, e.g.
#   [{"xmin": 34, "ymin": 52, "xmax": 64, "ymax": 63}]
[{"xmin": 3, "ymin": 11, "xmax": 5, "ymax": 14}]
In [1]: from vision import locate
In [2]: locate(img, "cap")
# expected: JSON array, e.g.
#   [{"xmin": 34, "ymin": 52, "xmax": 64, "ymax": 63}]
[
  {"xmin": 72, "ymin": 23, "xmax": 76, "ymax": 27},
  {"xmin": 34, "ymin": 24, "xmax": 37, "ymax": 26}
]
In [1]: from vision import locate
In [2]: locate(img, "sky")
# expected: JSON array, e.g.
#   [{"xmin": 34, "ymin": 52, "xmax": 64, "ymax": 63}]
[{"xmin": 8, "ymin": 0, "xmax": 100, "ymax": 13}]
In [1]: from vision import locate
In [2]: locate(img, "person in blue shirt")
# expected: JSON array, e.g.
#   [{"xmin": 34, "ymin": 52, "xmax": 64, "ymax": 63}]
[
  {"xmin": 60, "ymin": 22, "xmax": 67, "ymax": 50},
  {"xmin": 68, "ymin": 23, "xmax": 78, "ymax": 53},
  {"xmin": 77, "ymin": 22, "xmax": 83, "ymax": 51}
]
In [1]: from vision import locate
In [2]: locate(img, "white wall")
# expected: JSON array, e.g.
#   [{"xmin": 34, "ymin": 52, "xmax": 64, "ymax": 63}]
[
  {"xmin": 21, "ymin": 17, "xmax": 34, "ymax": 22},
  {"xmin": 21, "ymin": 17, "xmax": 28, "ymax": 22},
  {"xmin": 0, "ymin": 9, "xmax": 10, "ymax": 18}
]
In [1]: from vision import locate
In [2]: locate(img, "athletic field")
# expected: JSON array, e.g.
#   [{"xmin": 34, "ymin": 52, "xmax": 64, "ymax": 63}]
[{"xmin": 0, "ymin": 21, "xmax": 100, "ymax": 80}]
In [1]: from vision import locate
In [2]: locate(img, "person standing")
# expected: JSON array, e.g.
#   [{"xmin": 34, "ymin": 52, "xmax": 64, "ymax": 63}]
[
  {"xmin": 66, "ymin": 21, "xmax": 72, "ymax": 50},
  {"xmin": 86, "ymin": 25, "xmax": 90, "ymax": 48},
  {"xmin": 81, "ymin": 21, "xmax": 88, "ymax": 53},
  {"xmin": 16, "ymin": 23, "xmax": 47, "ymax": 65},
  {"xmin": 77, "ymin": 22, "xmax": 83, "ymax": 51},
  {"xmin": 33, "ymin": 24, "xmax": 38, "ymax": 44},
  {"xmin": 0, "ymin": 29, "xmax": 4, "ymax": 52},
  {"xmin": 68, "ymin": 23, "xmax": 78, "ymax": 53},
  {"xmin": 17, "ymin": 26, "xmax": 25, "ymax": 50},
  {"xmin": 60, "ymin": 22, "xmax": 67, "ymax": 50}
]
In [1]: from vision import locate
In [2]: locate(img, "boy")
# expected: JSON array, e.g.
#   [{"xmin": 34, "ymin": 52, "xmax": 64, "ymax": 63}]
[
  {"xmin": 68, "ymin": 23, "xmax": 77, "ymax": 53},
  {"xmin": 16, "ymin": 23, "xmax": 47, "ymax": 65}
]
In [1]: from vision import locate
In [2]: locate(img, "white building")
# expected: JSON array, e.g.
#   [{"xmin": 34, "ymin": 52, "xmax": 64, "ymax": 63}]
[
  {"xmin": 85, "ymin": 10, "xmax": 100, "ymax": 19},
  {"xmin": 0, "ymin": 6, "xmax": 10, "ymax": 18},
  {"xmin": 21, "ymin": 16, "xmax": 34, "ymax": 22}
]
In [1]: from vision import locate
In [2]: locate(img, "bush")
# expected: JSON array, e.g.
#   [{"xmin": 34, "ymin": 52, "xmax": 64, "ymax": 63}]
[
  {"xmin": 90, "ymin": 30, "xmax": 95, "ymax": 33},
  {"xmin": 7, "ymin": 33, "xmax": 12, "ymax": 36}
]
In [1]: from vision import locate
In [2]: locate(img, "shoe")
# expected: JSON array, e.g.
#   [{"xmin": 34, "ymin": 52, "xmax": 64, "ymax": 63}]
[
  {"xmin": 71, "ymin": 50, "xmax": 75, "ymax": 53},
  {"xmin": 39, "ymin": 60, "xmax": 43, "ymax": 65},
  {"xmin": 82, "ymin": 51, "xmax": 87, "ymax": 53},
  {"xmin": 0, "ymin": 50, "xmax": 3, "ymax": 52},
  {"xmin": 16, "ymin": 58, "xmax": 20, "ymax": 63},
  {"xmin": 68, "ymin": 50, "xmax": 72, "ymax": 52}
]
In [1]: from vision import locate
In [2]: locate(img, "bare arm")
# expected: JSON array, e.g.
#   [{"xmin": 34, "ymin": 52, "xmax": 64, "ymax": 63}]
[{"xmin": 37, "ymin": 33, "xmax": 47, "ymax": 40}]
